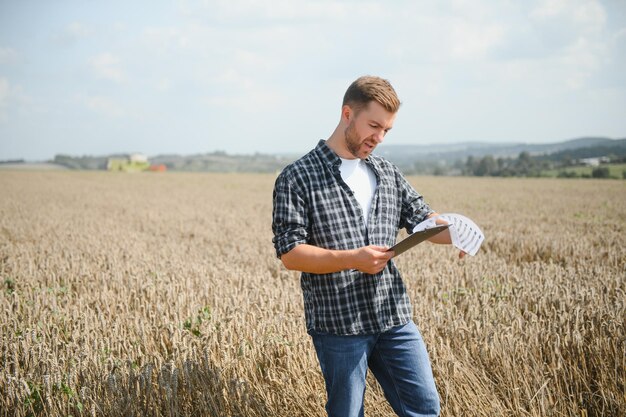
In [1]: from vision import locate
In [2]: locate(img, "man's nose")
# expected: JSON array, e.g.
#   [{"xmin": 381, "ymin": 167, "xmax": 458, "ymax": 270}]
[{"xmin": 373, "ymin": 130, "xmax": 385, "ymax": 143}]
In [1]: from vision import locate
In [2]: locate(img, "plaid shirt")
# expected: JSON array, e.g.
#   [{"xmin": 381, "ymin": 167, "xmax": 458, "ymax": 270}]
[{"xmin": 272, "ymin": 140, "xmax": 433, "ymax": 335}]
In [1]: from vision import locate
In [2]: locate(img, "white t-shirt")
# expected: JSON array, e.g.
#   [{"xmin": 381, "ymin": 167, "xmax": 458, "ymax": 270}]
[{"xmin": 339, "ymin": 157, "xmax": 377, "ymax": 225}]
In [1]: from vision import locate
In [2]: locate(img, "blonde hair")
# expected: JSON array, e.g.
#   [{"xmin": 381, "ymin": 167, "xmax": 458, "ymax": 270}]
[{"xmin": 342, "ymin": 76, "xmax": 401, "ymax": 114}]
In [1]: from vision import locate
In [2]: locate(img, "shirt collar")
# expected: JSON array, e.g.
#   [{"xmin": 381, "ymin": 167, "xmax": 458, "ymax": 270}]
[{"xmin": 315, "ymin": 140, "xmax": 342, "ymax": 173}]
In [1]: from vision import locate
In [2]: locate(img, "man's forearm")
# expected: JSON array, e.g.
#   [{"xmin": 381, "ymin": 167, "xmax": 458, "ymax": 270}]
[
  {"xmin": 425, "ymin": 212, "xmax": 467, "ymax": 258},
  {"xmin": 426, "ymin": 212, "xmax": 452, "ymax": 244},
  {"xmin": 280, "ymin": 244, "xmax": 354, "ymax": 274},
  {"xmin": 427, "ymin": 229, "xmax": 452, "ymax": 244},
  {"xmin": 280, "ymin": 243, "xmax": 395, "ymax": 274}
]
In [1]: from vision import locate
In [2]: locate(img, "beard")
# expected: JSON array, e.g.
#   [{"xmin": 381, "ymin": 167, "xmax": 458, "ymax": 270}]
[{"xmin": 345, "ymin": 120, "xmax": 369, "ymax": 159}]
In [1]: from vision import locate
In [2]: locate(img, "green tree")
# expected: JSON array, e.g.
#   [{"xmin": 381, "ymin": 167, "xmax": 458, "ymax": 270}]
[
  {"xmin": 592, "ymin": 166, "xmax": 610, "ymax": 178},
  {"xmin": 515, "ymin": 151, "xmax": 533, "ymax": 176},
  {"xmin": 475, "ymin": 155, "xmax": 497, "ymax": 176},
  {"xmin": 464, "ymin": 156, "xmax": 477, "ymax": 175}
]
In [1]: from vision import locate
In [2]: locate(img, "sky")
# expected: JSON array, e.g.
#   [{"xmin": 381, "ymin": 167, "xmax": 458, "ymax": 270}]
[{"xmin": 0, "ymin": 0, "xmax": 625, "ymax": 161}]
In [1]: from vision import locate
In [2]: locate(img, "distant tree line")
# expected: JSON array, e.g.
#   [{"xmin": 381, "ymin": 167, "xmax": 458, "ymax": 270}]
[
  {"xmin": 462, "ymin": 152, "xmax": 549, "ymax": 177},
  {"xmin": 53, "ymin": 154, "xmax": 110, "ymax": 170},
  {"xmin": 459, "ymin": 151, "xmax": 624, "ymax": 179}
]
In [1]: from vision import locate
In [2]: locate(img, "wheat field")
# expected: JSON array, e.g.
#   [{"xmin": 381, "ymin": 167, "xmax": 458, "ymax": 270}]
[{"xmin": 0, "ymin": 171, "xmax": 624, "ymax": 417}]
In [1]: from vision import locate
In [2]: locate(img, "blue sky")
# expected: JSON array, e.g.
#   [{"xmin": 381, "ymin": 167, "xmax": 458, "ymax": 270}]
[{"xmin": 1, "ymin": 0, "xmax": 625, "ymax": 161}]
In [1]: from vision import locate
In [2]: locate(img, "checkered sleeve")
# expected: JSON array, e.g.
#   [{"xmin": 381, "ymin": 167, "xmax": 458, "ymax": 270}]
[
  {"xmin": 397, "ymin": 167, "xmax": 434, "ymax": 232},
  {"xmin": 272, "ymin": 172, "xmax": 309, "ymax": 258}
]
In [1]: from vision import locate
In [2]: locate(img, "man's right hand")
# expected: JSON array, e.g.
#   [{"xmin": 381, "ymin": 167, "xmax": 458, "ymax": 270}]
[{"xmin": 351, "ymin": 245, "xmax": 394, "ymax": 274}]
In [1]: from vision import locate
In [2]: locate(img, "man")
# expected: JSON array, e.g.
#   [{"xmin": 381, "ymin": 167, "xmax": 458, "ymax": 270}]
[{"xmin": 272, "ymin": 76, "xmax": 464, "ymax": 417}]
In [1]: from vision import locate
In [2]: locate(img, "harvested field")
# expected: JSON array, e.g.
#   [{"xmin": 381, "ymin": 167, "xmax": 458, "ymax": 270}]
[{"xmin": 0, "ymin": 171, "xmax": 624, "ymax": 416}]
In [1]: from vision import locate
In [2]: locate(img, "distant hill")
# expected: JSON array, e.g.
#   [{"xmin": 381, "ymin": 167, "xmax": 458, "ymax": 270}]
[{"xmin": 375, "ymin": 137, "xmax": 626, "ymax": 171}]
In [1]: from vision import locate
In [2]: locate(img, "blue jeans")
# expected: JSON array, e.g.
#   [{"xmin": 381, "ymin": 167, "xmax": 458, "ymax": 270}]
[{"xmin": 310, "ymin": 320, "xmax": 440, "ymax": 417}]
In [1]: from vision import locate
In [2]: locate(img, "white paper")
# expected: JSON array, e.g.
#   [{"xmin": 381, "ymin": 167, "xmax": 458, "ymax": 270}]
[
  {"xmin": 412, "ymin": 217, "xmax": 437, "ymax": 233},
  {"xmin": 413, "ymin": 213, "xmax": 484, "ymax": 256}
]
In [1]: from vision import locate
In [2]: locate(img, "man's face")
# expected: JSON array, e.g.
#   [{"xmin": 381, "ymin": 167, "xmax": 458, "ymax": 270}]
[{"xmin": 344, "ymin": 101, "xmax": 396, "ymax": 159}]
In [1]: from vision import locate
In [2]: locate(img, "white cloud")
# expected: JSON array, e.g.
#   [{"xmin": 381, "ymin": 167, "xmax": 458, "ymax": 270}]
[
  {"xmin": 492, "ymin": 34, "xmax": 605, "ymax": 94},
  {"xmin": 155, "ymin": 78, "xmax": 171, "ymax": 92},
  {"xmin": 89, "ymin": 53, "xmax": 126, "ymax": 83},
  {"xmin": 0, "ymin": 78, "xmax": 9, "ymax": 122},
  {"xmin": 448, "ymin": 21, "xmax": 506, "ymax": 60},
  {"xmin": 0, "ymin": 78, "xmax": 37, "ymax": 124},
  {"xmin": 203, "ymin": 67, "xmax": 286, "ymax": 109},
  {"xmin": 77, "ymin": 93, "xmax": 150, "ymax": 122},
  {"xmin": 53, "ymin": 21, "xmax": 93, "ymax": 45},
  {"xmin": 466, "ymin": 0, "xmax": 610, "ymax": 93},
  {"xmin": 232, "ymin": 48, "xmax": 280, "ymax": 72},
  {"xmin": 140, "ymin": 26, "xmax": 189, "ymax": 56},
  {"xmin": 136, "ymin": 20, "xmax": 291, "ymax": 100},
  {"xmin": 202, "ymin": 89, "xmax": 284, "ymax": 109},
  {"xmin": 81, "ymin": 95, "xmax": 125, "ymax": 118},
  {"xmin": 530, "ymin": 0, "xmax": 606, "ymax": 33},
  {"xmin": 66, "ymin": 22, "xmax": 92, "ymax": 38},
  {"xmin": 531, "ymin": 0, "xmax": 570, "ymax": 19},
  {"xmin": 560, "ymin": 37, "xmax": 606, "ymax": 89},
  {"xmin": 614, "ymin": 27, "xmax": 626, "ymax": 42},
  {"xmin": 0, "ymin": 47, "xmax": 18, "ymax": 64},
  {"xmin": 178, "ymin": 0, "xmax": 357, "ymax": 21},
  {"xmin": 501, "ymin": 55, "xmax": 598, "ymax": 94},
  {"xmin": 522, "ymin": 0, "xmax": 607, "ymax": 63},
  {"xmin": 0, "ymin": 78, "xmax": 29, "ymax": 124}
]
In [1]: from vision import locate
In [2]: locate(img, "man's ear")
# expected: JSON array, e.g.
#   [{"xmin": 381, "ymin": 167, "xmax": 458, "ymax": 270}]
[{"xmin": 341, "ymin": 105, "xmax": 352, "ymax": 123}]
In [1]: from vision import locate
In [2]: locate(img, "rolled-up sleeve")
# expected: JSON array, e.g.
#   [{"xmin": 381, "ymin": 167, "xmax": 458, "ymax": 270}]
[{"xmin": 272, "ymin": 173, "xmax": 309, "ymax": 258}]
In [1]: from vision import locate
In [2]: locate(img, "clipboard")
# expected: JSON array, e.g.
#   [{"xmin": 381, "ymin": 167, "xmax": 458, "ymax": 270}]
[{"xmin": 388, "ymin": 224, "xmax": 450, "ymax": 257}]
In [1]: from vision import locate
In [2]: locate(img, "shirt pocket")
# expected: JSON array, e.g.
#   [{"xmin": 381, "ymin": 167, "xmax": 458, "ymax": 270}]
[
  {"xmin": 308, "ymin": 184, "xmax": 358, "ymax": 249},
  {"xmin": 376, "ymin": 177, "xmax": 401, "ymax": 232}
]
